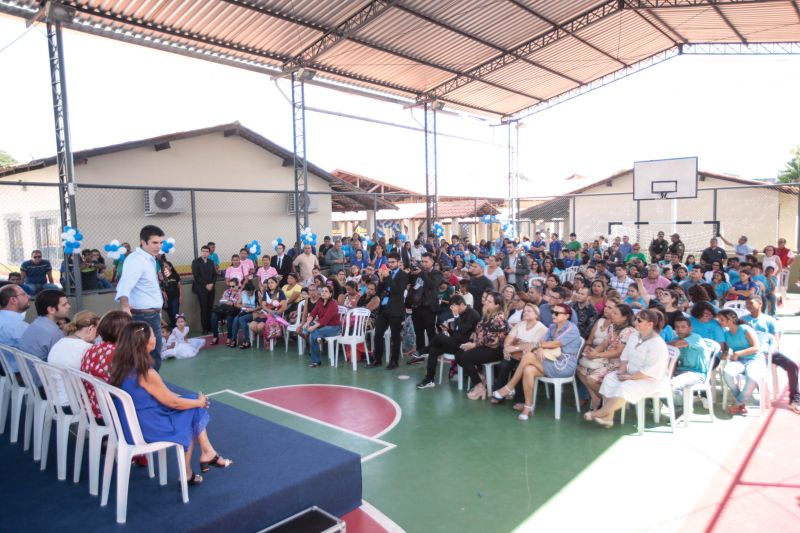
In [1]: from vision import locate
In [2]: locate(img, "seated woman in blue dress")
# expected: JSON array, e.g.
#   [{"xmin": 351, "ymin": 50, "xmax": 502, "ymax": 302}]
[{"xmin": 109, "ymin": 322, "xmax": 233, "ymax": 485}]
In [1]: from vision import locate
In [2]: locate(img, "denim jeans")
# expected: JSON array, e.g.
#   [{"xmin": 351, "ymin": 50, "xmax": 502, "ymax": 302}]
[
  {"xmin": 132, "ymin": 309, "xmax": 163, "ymax": 371},
  {"xmin": 723, "ymin": 357, "xmax": 766, "ymax": 405},
  {"xmin": 308, "ymin": 325, "xmax": 340, "ymax": 364},
  {"xmin": 231, "ymin": 312, "xmax": 254, "ymax": 343},
  {"xmin": 165, "ymin": 297, "xmax": 181, "ymax": 328}
]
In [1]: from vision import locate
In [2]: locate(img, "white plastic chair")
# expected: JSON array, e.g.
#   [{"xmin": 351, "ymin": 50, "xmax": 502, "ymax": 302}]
[
  {"xmin": 12, "ymin": 349, "xmax": 49, "ymax": 460},
  {"xmin": 31, "ymin": 361, "xmax": 83, "ymax": 480},
  {"xmin": 559, "ymin": 266, "xmax": 581, "ymax": 284},
  {"xmin": 284, "ymin": 299, "xmax": 306, "ymax": 355},
  {"xmin": 65, "ymin": 367, "xmax": 116, "ymax": 496},
  {"xmin": 531, "ymin": 339, "xmax": 585, "ymax": 419},
  {"xmin": 324, "ymin": 306, "xmax": 350, "ymax": 364},
  {"xmin": 723, "ymin": 300, "xmax": 748, "ymax": 318},
  {"xmin": 91, "ymin": 376, "xmax": 188, "ymax": 524},
  {"xmin": 334, "ymin": 308, "xmax": 371, "ymax": 370},
  {"xmin": 677, "ymin": 339, "xmax": 720, "ymax": 426},
  {"xmin": 437, "ymin": 353, "xmax": 464, "ymax": 390},
  {"xmin": 622, "ymin": 346, "xmax": 680, "ymax": 435},
  {"xmin": 0, "ymin": 342, "xmax": 19, "ymax": 437}
]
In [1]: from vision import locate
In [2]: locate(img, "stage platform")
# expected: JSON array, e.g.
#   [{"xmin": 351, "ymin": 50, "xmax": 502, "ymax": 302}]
[{"xmin": 0, "ymin": 385, "xmax": 362, "ymax": 532}]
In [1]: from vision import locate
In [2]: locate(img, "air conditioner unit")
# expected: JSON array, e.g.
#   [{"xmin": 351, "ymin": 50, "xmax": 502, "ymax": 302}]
[
  {"xmin": 287, "ymin": 193, "xmax": 319, "ymax": 215},
  {"xmin": 144, "ymin": 189, "xmax": 187, "ymax": 215}
]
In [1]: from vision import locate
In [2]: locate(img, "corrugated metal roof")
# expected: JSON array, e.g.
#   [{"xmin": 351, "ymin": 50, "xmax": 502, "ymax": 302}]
[{"xmin": 2, "ymin": 0, "xmax": 799, "ymax": 118}]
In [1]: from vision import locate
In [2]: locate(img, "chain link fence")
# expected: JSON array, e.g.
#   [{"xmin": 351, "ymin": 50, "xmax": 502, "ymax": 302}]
[{"xmin": 518, "ymin": 183, "xmax": 800, "ymax": 255}]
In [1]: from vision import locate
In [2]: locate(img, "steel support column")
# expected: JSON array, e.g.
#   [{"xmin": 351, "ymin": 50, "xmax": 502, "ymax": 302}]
[
  {"xmin": 424, "ymin": 103, "xmax": 438, "ymax": 235},
  {"xmin": 291, "ymin": 72, "xmax": 309, "ymax": 245},
  {"xmin": 46, "ymin": 16, "xmax": 81, "ymax": 308},
  {"xmin": 507, "ymin": 122, "xmax": 520, "ymax": 233}
]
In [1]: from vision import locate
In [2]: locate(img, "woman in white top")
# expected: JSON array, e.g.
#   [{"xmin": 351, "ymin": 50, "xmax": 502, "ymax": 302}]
[
  {"xmin": 762, "ymin": 245, "xmax": 782, "ymax": 274},
  {"xmin": 48, "ymin": 311, "xmax": 100, "ymax": 408},
  {"xmin": 162, "ymin": 314, "xmax": 205, "ymax": 359},
  {"xmin": 585, "ymin": 308, "xmax": 669, "ymax": 428},
  {"xmin": 491, "ymin": 303, "xmax": 548, "ymax": 402},
  {"xmin": 484, "ymin": 255, "xmax": 506, "ymax": 291}
]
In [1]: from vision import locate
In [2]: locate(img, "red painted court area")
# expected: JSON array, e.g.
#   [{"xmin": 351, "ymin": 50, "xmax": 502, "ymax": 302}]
[
  {"xmin": 246, "ymin": 385, "xmax": 399, "ymax": 438},
  {"xmin": 706, "ymin": 395, "xmax": 800, "ymax": 531}
]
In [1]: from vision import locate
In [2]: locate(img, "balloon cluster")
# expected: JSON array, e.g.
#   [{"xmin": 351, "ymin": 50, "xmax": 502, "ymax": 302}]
[
  {"xmin": 433, "ymin": 222, "xmax": 445, "ymax": 239},
  {"xmin": 502, "ymin": 221, "xmax": 516, "ymax": 240},
  {"xmin": 271, "ymin": 237, "xmax": 284, "ymax": 251},
  {"xmin": 481, "ymin": 214, "xmax": 500, "ymax": 224},
  {"xmin": 103, "ymin": 240, "xmax": 127, "ymax": 260},
  {"xmin": 61, "ymin": 226, "xmax": 83, "ymax": 255},
  {"xmin": 161, "ymin": 237, "xmax": 176, "ymax": 254},
  {"xmin": 397, "ymin": 233, "xmax": 407, "ymax": 242},
  {"xmin": 248, "ymin": 239, "xmax": 261, "ymax": 256},
  {"xmin": 301, "ymin": 227, "xmax": 317, "ymax": 246}
]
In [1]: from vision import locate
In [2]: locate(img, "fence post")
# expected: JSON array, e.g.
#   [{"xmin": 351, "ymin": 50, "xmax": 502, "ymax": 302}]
[
  {"xmin": 190, "ymin": 190, "xmax": 199, "ymax": 258},
  {"xmin": 571, "ymin": 196, "xmax": 576, "ymax": 236},
  {"xmin": 635, "ymin": 200, "xmax": 641, "ymax": 243},
  {"xmin": 712, "ymin": 189, "xmax": 718, "ymax": 224}
]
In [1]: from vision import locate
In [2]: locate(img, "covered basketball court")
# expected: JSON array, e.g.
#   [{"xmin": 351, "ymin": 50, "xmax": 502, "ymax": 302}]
[{"xmin": 3, "ymin": 1, "xmax": 800, "ymax": 531}]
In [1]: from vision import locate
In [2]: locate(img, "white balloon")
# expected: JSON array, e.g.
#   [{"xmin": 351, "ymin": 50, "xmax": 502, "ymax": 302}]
[
  {"xmin": 72, "ymin": 247, "xmax": 82, "ymax": 255},
  {"xmin": 118, "ymin": 248, "xmax": 127, "ymax": 256},
  {"xmin": 110, "ymin": 239, "xmax": 120, "ymax": 246},
  {"xmin": 61, "ymin": 232, "xmax": 72, "ymax": 240},
  {"xmin": 167, "ymin": 237, "xmax": 175, "ymax": 244},
  {"xmin": 108, "ymin": 251, "xmax": 120, "ymax": 260},
  {"xmin": 67, "ymin": 228, "xmax": 76, "ymax": 236}
]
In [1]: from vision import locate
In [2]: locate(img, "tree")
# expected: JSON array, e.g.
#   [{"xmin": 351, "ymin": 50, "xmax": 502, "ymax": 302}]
[
  {"xmin": 0, "ymin": 149, "xmax": 17, "ymax": 168},
  {"xmin": 778, "ymin": 146, "xmax": 800, "ymax": 183}
]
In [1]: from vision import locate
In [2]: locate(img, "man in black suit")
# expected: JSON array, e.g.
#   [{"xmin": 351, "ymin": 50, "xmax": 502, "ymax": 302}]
[
  {"xmin": 270, "ymin": 243, "xmax": 292, "ymax": 286},
  {"xmin": 367, "ymin": 252, "xmax": 409, "ymax": 370},
  {"xmin": 416, "ymin": 295, "xmax": 480, "ymax": 389},
  {"xmin": 408, "ymin": 252, "xmax": 444, "ymax": 364},
  {"xmin": 191, "ymin": 245, "xmax": 217, "ymax": 334}
]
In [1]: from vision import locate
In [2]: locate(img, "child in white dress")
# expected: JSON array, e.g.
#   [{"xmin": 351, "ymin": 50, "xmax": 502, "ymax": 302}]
[{"xmin": 162, "ymin": 315, "xmax": 205, "ymax": 359}]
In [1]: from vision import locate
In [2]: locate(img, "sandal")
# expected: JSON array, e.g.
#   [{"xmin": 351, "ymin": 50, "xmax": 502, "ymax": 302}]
[
  {"xmin": 200, "ymin": 454, "xmax": 233, "ymax": 473},
  {"xmin": 594, "ymin": 416, "xmax": 614, "ymax": 429},
  {"xmin": 239, "ymin": 342, "xmax": 251, "ymax": 350},
  {"xmin": 182, "ymin": 472, "xmax": 203, "ymax": 487},
  {"xmin": 492, "ymin": 385, "xmax": 514, "ymax": 401},
  {"xmin": 517, "ymin": 404, "xmax": 533, "ymax": 421},
  {"xmin": 512, "ymin": 403, "xmax": 525, "ymax": 412}
]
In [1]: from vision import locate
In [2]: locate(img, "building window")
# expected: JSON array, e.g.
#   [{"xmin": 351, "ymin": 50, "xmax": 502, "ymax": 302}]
[
  {"xmin": 34, "ymin": 214, "xmax": 60, "ymax": 264},
  {"xmin": 6, "ymin": 219, "xmax": 24, "ymax": 263}
]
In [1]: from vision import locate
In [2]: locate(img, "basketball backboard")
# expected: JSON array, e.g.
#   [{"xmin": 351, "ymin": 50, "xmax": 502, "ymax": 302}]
[{"xmin": 633, "ymin": 157, "xmax": 698, "ymax": 200}]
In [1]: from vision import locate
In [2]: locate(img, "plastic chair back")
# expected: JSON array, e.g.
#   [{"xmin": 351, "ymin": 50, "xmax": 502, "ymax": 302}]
[
  {"xmin": 0, "ymin": 342, "xmax": 17, "ymax": 377},
  {"xmin": 665, "ymin": 345, "xmax": 680, "ymax": 378},
  {"xmin": 723, "ymin": 300, "xmax": 747, "ymax": 310},
  {"xmin": 66, "ymin": 367, "xmax": 104, "ymax": 424},
  {"xmin": 343, "ymin": 308, "xmax": 370, "ymax": 338},
  {"xmin": 291, "ymin": 300, "xmax": 306, "ymax": 328},
  {"xmin": 32, "ymin": 361, "xmax": 82, "ymax": 418},
  {"xmin": 92, "ymin": 378, "xmax": 148, "ymax": 447},
  {"xmin": 12, "ymin": 350, "xmax": 44, "ymax": 402},
  {"xmin": 701, "ymin": 339, "xmax": 721, "ymax": 382}
]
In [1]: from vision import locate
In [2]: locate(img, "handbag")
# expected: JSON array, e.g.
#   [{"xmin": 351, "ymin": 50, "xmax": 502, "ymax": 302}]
[
  {"xmin": 212, "ymin": 303, "xmax": 237, "ymax": 316},
  {"xmin": 542, "ymin": 347, "xmax": 562, "ymax": 361}
]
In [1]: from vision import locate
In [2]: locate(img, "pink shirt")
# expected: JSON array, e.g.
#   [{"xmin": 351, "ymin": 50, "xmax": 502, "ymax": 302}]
[
  {"xmin": 240, "ymin": 259, "xmax": 255, "ymax": 278},
  {"xmin": 225, "ymin": 265, "xmax": 246, "ymax": 282},
  {"xmin": 257, "ymin": 266, "xmax": 278, "ymax": 284},
  {"xmin": 641, "ymin": 275, "xmax": 671, "ymax": 296}
]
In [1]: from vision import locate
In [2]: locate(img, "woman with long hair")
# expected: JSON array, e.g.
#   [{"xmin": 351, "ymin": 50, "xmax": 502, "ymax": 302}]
[
  {"xmin": 371, "ymin": 244, "xmax": 387, "ymax": 269},
  {"xmin": 160, "ymin": 261, "xmax": 182, "ymax": 329},
  {"xmin": 718, "ymin": 308, "xmax": 765, "ymax": 415},
  {"xmin": 109, "ymin": 322, "xmax": 232, "ymax": 485},
  {"xmin": 589, "ymin": 278, "xmax": 608, "ymax": 314},
  {"xmin": 455, "ymin": 292, "xmax": 510, "ymax": 400},
  {"xmin": 249, "ymin": 277, "xmax": 286, "ymax": 344},
  {"xmin": 577, "ymin": 303, "xmax": 635, "ymax": 411},
  {"xmin": 585, "ymin": 309, "xmax": 669, "ymax": 428},
  {"xmin": 302, "ymin": 285, "xmax": 341, "ymax": 368}
]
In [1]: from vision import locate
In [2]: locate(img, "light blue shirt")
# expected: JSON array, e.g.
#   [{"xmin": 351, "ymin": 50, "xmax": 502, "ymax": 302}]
[
  {"xmin": 115, "ymin": 247, "xmax": 164, "ymax": 309},
  {"xmin": 0, "ymin": 309, "xmax": 29, "ymax": 373},
  {"xmin": 18, "ymin": 316, "xmax": 64, "ymax": 386}
]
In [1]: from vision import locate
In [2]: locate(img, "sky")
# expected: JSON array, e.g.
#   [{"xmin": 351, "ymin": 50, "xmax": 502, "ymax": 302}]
[{"xmin": 1, "ymin": 13, "xmax": 799, "ymax": 199}]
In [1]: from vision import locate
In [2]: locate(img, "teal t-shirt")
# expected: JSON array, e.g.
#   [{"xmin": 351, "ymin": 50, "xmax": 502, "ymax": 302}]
[
  {"xmin": 689, "ymin": 316, "xmax": 725, "ymax": 343},
  {"xmin": 676, "ymin": 332, "xmax": 707, "ymax": 374},
  {"xmin": 723, "ymin": 324, "xmax": 760, "ymax": 361}
]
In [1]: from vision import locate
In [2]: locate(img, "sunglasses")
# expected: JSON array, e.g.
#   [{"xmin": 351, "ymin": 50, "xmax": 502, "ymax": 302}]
[{"xmin": 552, "ymin": 311, "xmax": 568, "ymax": 316}]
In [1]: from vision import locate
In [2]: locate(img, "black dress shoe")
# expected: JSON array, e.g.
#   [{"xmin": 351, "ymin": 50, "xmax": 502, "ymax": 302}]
[
  {"xmin": 366, "ymin": 360, "xmax": 383, "ymax": 368},
  {"xmin": 385, "ymin": 361, "xmax": 399, "ymax": 370}
]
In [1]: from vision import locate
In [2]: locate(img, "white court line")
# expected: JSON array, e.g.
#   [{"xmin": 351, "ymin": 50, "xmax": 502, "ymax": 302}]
[
  {"xmin": 360, "ymin": 499, "xmax": 406, "ymax": 533},
  {"xmin": 205, "ymin": 390, "xmax": 229, "ymax": 397},
  {"xmin": 220, "ymin": 389, "xmax": 396, "ymax": 463},
  {"xmin": 240, "ymin": 383, "xmax": 403, "ymax": 438}
]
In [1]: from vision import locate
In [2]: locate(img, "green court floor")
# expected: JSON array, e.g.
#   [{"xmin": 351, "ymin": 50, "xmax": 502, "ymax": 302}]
[{"xmin": 160, "ymin": 315, "xmax": 799, "ymax": 533}]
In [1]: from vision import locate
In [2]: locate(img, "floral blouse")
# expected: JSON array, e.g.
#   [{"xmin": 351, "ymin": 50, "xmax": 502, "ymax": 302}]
[
  {"xmin": 80, "ymin": 341, "xmax": 115, "ymax": 419},
  {"xmin": 471, "ymin": 313, "xmax": 510, "ymax": 349}
]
